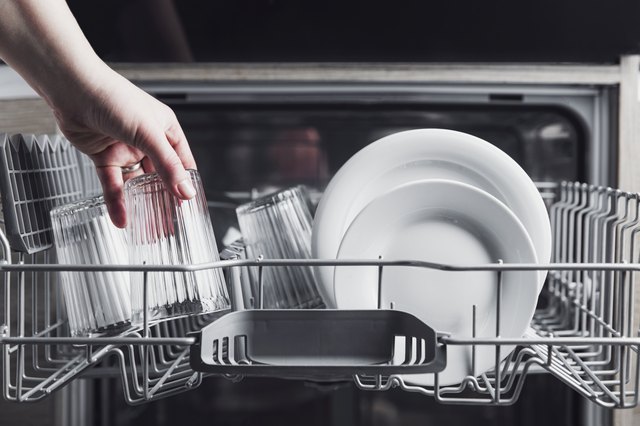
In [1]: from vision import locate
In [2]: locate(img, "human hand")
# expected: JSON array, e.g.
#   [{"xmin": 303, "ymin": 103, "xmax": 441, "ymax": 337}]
[
  {"xmin": 0, "ymin": 0, "xmax": 196, "ymax": 228},
  {"xmin": 54, "ymin": 66, "xmax": 196, "ymax": 228}
]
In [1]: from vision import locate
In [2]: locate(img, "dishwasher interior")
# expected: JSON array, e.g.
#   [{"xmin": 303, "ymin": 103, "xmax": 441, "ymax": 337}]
[{"xmin": 0, "ymin": 81, "xmax": 630, "ymax": 426}]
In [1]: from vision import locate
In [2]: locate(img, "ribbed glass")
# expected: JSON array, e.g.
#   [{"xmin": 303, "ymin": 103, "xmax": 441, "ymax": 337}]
[
  {"xmin": 236, "ymin": 186, "xmax": 323, "ymax": 309},
  {"xmin": 125, "ymin": 170, "xmax": 229, "ymax": 324},
  {"xmin": 51, "ymin": 196, "xmax": 131, "ymax": 336}
]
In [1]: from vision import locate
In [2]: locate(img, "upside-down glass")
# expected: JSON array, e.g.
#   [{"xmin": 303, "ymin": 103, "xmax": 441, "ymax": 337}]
[
  {"xmin": 236, "ymin": 186, "xmax": 324, "ymax": 309},
  {"xmin": 125, "ymin": 170, "xmax": 229, "ymax": 324},
  {"xmin": 51, "ymin": 196, "xmax": 131, "ymax": 336}
]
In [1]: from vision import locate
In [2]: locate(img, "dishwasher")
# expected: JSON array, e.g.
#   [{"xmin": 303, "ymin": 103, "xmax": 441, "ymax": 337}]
[{"xmin": 1, "ymin": 59, "xmax": 638, "ymax": 426}]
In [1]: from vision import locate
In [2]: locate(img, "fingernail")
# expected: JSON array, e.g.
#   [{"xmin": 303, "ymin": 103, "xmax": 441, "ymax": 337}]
[{"xmin": 177, "ymin": 179, "xmax": 196, "ymax": 199}]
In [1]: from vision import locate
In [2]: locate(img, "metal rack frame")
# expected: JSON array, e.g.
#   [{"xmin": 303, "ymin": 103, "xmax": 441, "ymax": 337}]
[{"xmin": 1, "ymin": 182, "xmax": 640, "ymax": 408}]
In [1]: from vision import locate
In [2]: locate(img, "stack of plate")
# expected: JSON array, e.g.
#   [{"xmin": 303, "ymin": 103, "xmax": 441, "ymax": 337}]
[{"xmin": 312, "ymin": 129, "xmax": 551, "ymax": 386}]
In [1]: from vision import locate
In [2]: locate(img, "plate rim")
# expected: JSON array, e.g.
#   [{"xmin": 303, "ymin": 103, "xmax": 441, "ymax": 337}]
[
  {"xmin": 312, "ymin": 128, "xmax": 550, "ymax": 307},
  {"xmin": 333, "ymin": 178, "xmax": 539, "ymax": 386}
]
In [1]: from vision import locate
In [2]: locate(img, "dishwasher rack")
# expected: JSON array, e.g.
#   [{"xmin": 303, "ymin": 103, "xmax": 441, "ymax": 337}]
[{"xmin": 2, "ymin": 182, "xmax": 640, "ymax": 409}]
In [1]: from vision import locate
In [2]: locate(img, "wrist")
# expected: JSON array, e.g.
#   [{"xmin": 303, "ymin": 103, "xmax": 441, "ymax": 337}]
[{"xmin": 43, "ymin": 55, "xmax": 113, "ymax": 117}]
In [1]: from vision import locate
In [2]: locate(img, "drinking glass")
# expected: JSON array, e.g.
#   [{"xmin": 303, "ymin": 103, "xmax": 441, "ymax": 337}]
[
  {"xmin": 125, "ymin": 170, "xmax": 230, "ymax": 324},
  {"xmin": 236, "ymin": 186, "xmax": 324, "ymax": 309},
  {"xmin": 51, "ymin": 196, "xmax": 131, "ymax": 336}
]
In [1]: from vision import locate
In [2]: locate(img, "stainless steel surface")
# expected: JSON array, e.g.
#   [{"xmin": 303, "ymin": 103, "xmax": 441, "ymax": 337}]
[{"xmin": 143, "ymin": 82, "xmax": 612, "ymax": 186}]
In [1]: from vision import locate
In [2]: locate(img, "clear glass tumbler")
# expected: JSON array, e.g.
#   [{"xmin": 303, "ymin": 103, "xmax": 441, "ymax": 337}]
[
  {"xmin": 125, "ymin": 170, "xmax": 230, "ymax": 324},
  {"xmin": 51, "ymin": 196, "xmax": 131, "ymax": 336},
  {"xmin": 236, "ymin": 186, "xmax": 324, "ymax": 309}
]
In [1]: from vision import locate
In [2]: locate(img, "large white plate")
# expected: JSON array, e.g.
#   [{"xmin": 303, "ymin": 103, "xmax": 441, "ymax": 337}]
[
  {"xmin": 312, "ymin": 129, "xmax": 550, "ymax": 307},
  {"xmin": 334, "ymin": 179, "xmax": 539, "ymax": 386}
]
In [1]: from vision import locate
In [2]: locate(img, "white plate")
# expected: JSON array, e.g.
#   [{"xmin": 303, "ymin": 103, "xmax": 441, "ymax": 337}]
[
  {"xmin": 312, "ymin": 129, "xmax": 550, "ymax": 307},
  {"xmin": 334, "ymin": 179, "xmax": 539, "ymax": 386}
]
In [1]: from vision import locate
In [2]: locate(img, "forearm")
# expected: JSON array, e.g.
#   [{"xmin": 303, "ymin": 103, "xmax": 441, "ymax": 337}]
[
  {"xmin": 0, "ymin": 0, "xmax": 109, "ymax": 113},
  {"xmin": 0, "ymin": 1, "xmax": 196, "ymax": 225}
]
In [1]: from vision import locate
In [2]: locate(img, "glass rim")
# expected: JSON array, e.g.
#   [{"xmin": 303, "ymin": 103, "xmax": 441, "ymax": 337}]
[
  {"xmin": 124, "ymin": 168, "xmax": 200, "ymax": 191},
  {"xmin": 50, "ymin": 195, "xmax": 106, "ymax": 218},
  {"xmin": 236, "ymin": 185, "xmax": 308, "ymax": 215}
]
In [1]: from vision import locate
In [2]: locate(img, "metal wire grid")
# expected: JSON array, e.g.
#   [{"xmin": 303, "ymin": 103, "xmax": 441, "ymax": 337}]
[
  {"xmin": 1, "ymin": 249, "xmax": 101, "ymax": 402},
  {"xmin": 533, "ymin": 182, "xmax": 640, "ymax": 408},
  {"xmin": 0, "ymin": 247, "xmax": 219, "ymax": 404},
  {"xmin": 405, "ymin": 181, "xmax": 640, "ymax": 408},
  {"xmin": 106, "ymin": 314, "xmax": 217, "ymax": 404},
  {"xmin": 0, "ymin": 134, "xmax": 84, "ymax": 253},
  {"xmin": 182, "ymin": 181, "xmax": 640, "ymax": 408},
  {"xmin": 1, "ymin": 181, "xmax": 640, "ymax": 408}
]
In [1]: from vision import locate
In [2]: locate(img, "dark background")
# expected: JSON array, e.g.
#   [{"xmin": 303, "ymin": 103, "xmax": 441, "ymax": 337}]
[{"xmin": 68, "ymin": 0, "xmax": 640, "ymax": 63}]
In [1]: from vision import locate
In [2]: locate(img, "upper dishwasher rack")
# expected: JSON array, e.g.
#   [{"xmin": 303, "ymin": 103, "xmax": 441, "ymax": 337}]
[{"xmin": 2, "ymin": 181, "xmax": 640, "ymax": 409}]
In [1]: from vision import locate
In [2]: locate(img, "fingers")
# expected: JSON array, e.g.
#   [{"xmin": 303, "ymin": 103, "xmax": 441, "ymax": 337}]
[
  {"xmin": 95, "ymin": 166, "xmax": 127, "ymax": 228},
  {"xmin": 140, "ymin": 156, "xmax": 156, "ymax": 173},
  {"xmin": 135, "ymin": 124, "xmax": 196, "ymax": 200},
  {"xmin": 166, "ymin": 123, "xmax": 197, "ymax": 170}
]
